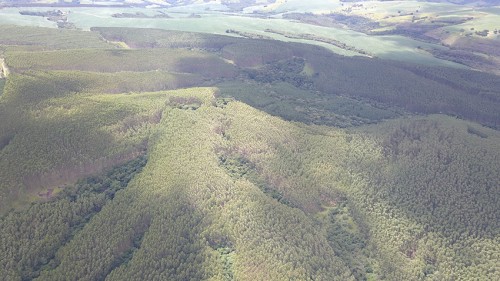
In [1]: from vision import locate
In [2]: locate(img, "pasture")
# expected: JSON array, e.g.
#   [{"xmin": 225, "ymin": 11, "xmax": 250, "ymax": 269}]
[{"xmin": 0, "ymin": 5, "xmax": 467, "ymax": 67}]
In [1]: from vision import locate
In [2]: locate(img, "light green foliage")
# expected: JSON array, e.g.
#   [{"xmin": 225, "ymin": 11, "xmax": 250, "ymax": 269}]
[
  {"xmin": 0, "ymin": 156, "xmax": 146, "ymax": 280},
  {"xmin": 93, "ymin": 27, "xmax": 242, "ymax": 50},
  {"xmin": 0, "ymin": 25, "xmax": 112, "ymax": 49},
  {"xmin": 31, "ymin": 89, "xmax": 355, "ymax": 281},
  {"xmin": 0, "ymin": 71, "xmax": 170, "ymax": 213},
  {"xmin": 27, "ymin": 70, "xmax": 204, "ymax": 94},
  {"xmin": 0, "ymin": 25, "xmax": 499, "ymax": 281},
  {"xmin": 6, "ymin": 48, "xmax": 236, "ymax": 79},
  {"xmin": 222, "ymin": 41, "xmax": 294, "ymax": 67},
  {"xmin": 1, "ymin": 87, "xmax": 499, "ymax": 280},
  {"xmin": 220, "ymin": 104, "xmax": 500, "ymax": 279}
]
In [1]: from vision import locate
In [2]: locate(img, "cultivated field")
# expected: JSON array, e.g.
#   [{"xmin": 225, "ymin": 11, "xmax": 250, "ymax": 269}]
[{"xmin": 0, "ymin": 3, "xmax": 477, "ymax": 67}]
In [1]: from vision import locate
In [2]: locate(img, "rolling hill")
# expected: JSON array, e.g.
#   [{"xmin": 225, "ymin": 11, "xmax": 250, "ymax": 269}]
[{"xmin": 0, "ymin": 24, "xmax": 499, "ymax": 281}]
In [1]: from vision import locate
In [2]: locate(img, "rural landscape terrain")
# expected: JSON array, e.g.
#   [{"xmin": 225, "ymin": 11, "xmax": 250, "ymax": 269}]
[{"xmin": 0, "ymin": 0, "xmax": 499, "ymax": 280}]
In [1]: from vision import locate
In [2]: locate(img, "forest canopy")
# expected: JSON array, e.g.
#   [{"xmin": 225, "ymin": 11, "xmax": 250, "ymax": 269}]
[{"xmin": 0, "ymin": 23, "xmax": 499, "ymax": 281}]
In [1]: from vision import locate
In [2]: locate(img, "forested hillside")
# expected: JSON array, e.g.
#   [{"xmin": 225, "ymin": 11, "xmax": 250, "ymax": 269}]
[{"xmin": 0, "ymin": 25, "xmax": 499, "ymax": 280}]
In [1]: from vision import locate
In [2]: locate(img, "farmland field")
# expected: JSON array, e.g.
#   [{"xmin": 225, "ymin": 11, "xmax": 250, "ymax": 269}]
[{"xmin": 0, "ymin": 5, "xmax": 470, "ymax": 67}]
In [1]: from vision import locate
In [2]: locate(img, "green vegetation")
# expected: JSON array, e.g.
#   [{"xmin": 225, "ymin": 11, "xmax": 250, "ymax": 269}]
[
  {"xmin": 336, "ymin": 1, "xmax": 500, "ymax": 73},
  {"xmin": 300, "ymin": 50, "xmax": 500, "ymax": 129},
  {"xmin": 0, "ymin": 156, "xmax": 147, "ymax": 280},
  {"xmin": 265, "ymin": 28, "xmax": 374, "ymax": 57},
  {"xmin": 217, "ymin": 80, "xmax": 401, "ymax": 128},
  {"xmin": 93, "ymin": 27, "xmax": 243, "ymax": 50},
  {"xmin": 5, "ymin": 48, "xmax": 236, "ymax": 79},
  {"xmin": 0, "ymin": 67, "xmax": 182, "ymax": 212},
  {"xmin": 0, "ymin": 78, "xmax": 5, "ymax": 96},
  {"xmin": 2, "ymin": 0, "xmax": 499, "ymax": 71},
  {"xmin": 111, "ymin": 12, "xmax": 172, "ymax": 19},
  {"xmin": 0, "ymin": 25, "xmax": 112, "ymax": 49},
  {"xmin": 0, "ymin": 25, "xmax": 499, "ymax": 280}
]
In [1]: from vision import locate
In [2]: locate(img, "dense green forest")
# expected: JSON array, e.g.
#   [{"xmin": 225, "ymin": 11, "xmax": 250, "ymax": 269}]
[{"xmin": 0, "ymin": 25, "xmax": 499, "ymax": 280}]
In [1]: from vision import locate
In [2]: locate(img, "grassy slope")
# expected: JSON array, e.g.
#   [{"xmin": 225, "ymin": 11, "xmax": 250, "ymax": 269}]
[
  {"xmin": 5, "ymin": 48, "xmax": 236, "ymax": 78},
  {"xmin": 0, "ymin": 25, "xmax": 112, "ymax": 49},
  {"xmin": 2, "ymin": 2, "xmax": 498, "ymax": 71},
  {"xmin": 90, "ymin": 16, "xmax": 461, "ymax": 66}
]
